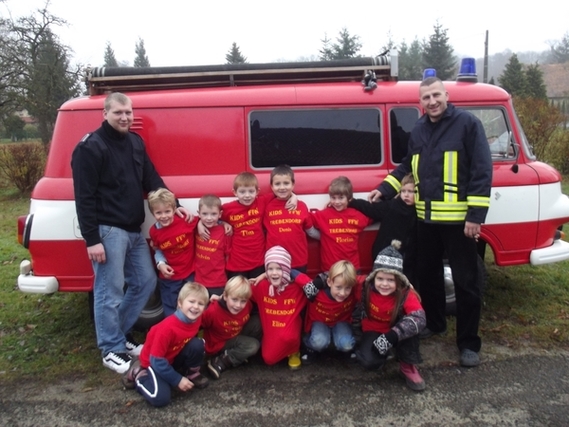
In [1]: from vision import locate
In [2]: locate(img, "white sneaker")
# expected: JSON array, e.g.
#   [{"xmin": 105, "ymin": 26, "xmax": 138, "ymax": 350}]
[
  {"xmin": 125, "ymin": 336, "xmax": 144, "ymax": 357},
  {"xmin": 102, "ymin": 352, "xmax": 131, "ymax": 374}
]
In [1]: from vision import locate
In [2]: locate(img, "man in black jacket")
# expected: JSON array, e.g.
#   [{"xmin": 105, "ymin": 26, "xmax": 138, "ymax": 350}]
[
  {"xmin": 369, "ymin": 77, "xmax": 492, "ymax": 367},
  {"xmin": 72, "ymin": 92, "xmax": 181, "ymax": 374}
]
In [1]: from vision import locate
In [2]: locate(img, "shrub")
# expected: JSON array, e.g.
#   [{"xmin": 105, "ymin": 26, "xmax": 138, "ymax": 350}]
[{"xmin": 0, "ymin": 142, "xmax": 46, "ymax": 194}]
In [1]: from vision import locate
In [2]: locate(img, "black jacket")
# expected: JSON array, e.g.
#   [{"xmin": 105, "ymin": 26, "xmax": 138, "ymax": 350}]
[{"xmin": 71, "ymin": 121, "xmax": 165, "ymax": 246}]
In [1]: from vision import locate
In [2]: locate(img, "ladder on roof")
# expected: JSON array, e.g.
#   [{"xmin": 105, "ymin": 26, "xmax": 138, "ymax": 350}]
[{"xmin": 86, "ymin": 52, "xmax": 397, "ymax": 95}]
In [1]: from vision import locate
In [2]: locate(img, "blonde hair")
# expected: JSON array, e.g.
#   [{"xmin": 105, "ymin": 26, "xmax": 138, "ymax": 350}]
[
  {"xmin": 104, "ymin": 92, "xmax": 131, "ymax": 110},
  {"xmin": 233, "ymin": 172, "xmax": 259, "ymax": 191},
  {"xmin": 178, "ymin": 282, "xmax": 209, "ymax": 306},
  {"xmin": 223, "ymin": 275, "xmax": 252, "ymax": 300},
  {"xmin": 329, "ymin": 176, "xmax": 353, "ymax": 199},
  {"xmin": 401, "ymin": 173, "xmax": 415, "ymax": 187},
  {"xmin": 198, "ymin": 194, "xmax": 222, "ymax": 211},
  {"xmin": 328, "ymin": 260, "xmax": 357, "ymax": 288},
  {"xmin": 148, "ymin": 188, "xmax": 176, "ymax": 212}
]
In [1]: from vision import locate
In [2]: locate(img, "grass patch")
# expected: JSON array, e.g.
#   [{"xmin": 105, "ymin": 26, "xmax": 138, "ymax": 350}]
[{"xmin": 0, "ymin": 177, "xmax": 569, "ymax": 383}]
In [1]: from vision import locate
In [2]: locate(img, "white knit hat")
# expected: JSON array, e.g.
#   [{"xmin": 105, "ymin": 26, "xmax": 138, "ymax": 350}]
[{"xmin": 264, "ymin": 245, "xmax": 291, "ymax": 295}]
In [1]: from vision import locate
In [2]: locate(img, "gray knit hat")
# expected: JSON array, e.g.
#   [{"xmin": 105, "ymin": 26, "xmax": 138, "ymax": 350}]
[{"xmin": 368, "ymin": 240, "xmax": 410, "ymax": 287}]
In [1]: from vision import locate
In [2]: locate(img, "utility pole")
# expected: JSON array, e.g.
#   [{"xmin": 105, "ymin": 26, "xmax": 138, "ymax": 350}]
[{"xmin": 483, "ymin": 30, "xmax": 489, "ymax": 83}]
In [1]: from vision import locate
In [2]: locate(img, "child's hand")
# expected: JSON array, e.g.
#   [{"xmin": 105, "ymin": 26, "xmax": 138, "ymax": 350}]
[
  {"xmin": 177, "ymin": 376, "xmax": 194, "ymax": 392},
  {"xmin": 285, "ymin": 193, "xmax": 298, "ymax": 211},
  {"xmin": 197, "ymin": 220, "xmax": 210, "ymax": 240},
  {"xmin": 158, "ymin": 263, "xmax": 174, "ymax": 279},
  {"xmin": 176, "ymin": 206, "xmax": 193, "ymax": 222},
  {"xmin": 209, "ymin": 294, "xmax": 221, "ymax": 302},
  {"xmin": 249, "ymin": 272, "xmax": 266, "ymax": 286},
  {"xmin": 221, "ymin": 221, "xmax": 233, "ymax": 236}
]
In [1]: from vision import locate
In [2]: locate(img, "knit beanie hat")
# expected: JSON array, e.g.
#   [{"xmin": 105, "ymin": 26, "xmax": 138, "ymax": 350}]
[
  {"xmin": 368, "ymin": 240, "xmax": 410, "ymax": 288},
  {"xmin": 264, "ymin": 245, "xmax": 292, "ymax": 296}
]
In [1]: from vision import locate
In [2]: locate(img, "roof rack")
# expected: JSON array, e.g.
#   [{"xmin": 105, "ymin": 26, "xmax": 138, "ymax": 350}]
[{"xmin": 86, "ymin": 52, "xmax": 397, "ymax": 95}]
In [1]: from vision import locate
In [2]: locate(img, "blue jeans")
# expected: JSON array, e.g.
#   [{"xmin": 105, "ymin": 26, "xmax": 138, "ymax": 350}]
[
  {"xmin": 304, "ymin": 321, "xmax": 355, "ymax": 353},
  {"xmin": 159, "ymin": 273, "xmax": 194, "ymax": 317},
  {"xmin": 92, "ymin": 225, "xmax": 156, "ymax": 355}
]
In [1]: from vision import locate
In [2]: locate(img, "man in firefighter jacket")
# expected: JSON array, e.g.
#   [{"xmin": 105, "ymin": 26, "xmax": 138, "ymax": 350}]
[{"xmin": 369, "ymin": 77, "xmax": 492, "ymax": 367}]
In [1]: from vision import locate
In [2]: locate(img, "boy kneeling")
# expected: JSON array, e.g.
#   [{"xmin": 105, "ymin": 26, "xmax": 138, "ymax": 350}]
[{"xmin": 122, "ymin": 282, "xmax": 209, "ymax": 407}]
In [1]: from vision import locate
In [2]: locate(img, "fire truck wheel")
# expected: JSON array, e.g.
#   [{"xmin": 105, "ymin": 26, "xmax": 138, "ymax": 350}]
[{"xmin": 134, "ymin": 287, "xmax": 164, "ymax": 331}]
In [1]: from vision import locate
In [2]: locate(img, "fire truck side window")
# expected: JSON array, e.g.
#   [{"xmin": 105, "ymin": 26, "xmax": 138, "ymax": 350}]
[
  {"xmin": 390, "ymin": 108, "xmax": 420, "ymax": 164},
  {"xmin": 462, "ymin": 107, "xmax": 515, "ymax": 160},
  {"xmin": 249, "ymin": 109, "xmax": 382, "ymax": 168}
]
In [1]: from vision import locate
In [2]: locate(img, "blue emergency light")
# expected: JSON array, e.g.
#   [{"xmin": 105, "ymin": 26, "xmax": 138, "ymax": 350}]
[
  {"xmin": 422, "ymin": 68, "xmax": 436, "ymax": 79},
  {"xmin": 457, "ymin": 58, "xmax": 478, "ymax": 82}
]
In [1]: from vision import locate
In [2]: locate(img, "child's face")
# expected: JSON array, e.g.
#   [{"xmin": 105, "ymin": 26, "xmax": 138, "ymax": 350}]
[
  {"xmin": 327, "ymin": 276, "xmax": 353, "ymax": 302},
  {"xmin": 400, "ymin": 183, "xmax": 415, "ymax": 206},
  {"xmin": 223, "ymin": 292, "xmax": 248, "ymax": 315},
  {"xmin": 198, "ymin": 205, "xmax": 221, "ymax": 228},
  {"xmin": 266, "ymin": 262, "xmax": 284, "ymax": 287},
  {"xmin": 234, "ymin": 185, "xmax": 259, "ymax": 206},
  {"xmin": 152, "ymin": 202, "xmax": 175, "ymax": 227},
  {"xmin": 374, "ymin": 271, "xmax": 397, "ymax": 296},
  {"xmin": 177, "ymin": 293, "xmax": 207, "ymax": 321},
  {"xmin": 271, "ymin": 174, "xmax": 294, "ymax": 200},
  {"xmin": 329, "ymin": 194, "xmax": 349, "ymax": 212}
]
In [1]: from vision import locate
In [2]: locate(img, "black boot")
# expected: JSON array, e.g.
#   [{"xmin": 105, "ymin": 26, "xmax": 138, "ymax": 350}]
[{"xmin": 207, "ymin": 352, "xmax": 232, "ymax": 379}]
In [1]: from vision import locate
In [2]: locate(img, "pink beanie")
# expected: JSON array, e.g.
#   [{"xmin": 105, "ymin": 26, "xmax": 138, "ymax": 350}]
[{"xmin": 264, "ymin": 246, "xmax": 291, "ymax": 294}]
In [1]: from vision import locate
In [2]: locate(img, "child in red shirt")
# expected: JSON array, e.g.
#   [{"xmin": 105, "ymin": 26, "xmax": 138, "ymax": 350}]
[
  {"xmin": 122, "ymin": 282, "xmax": 209, "ymax": 407},
  {"xmin": 202, "ymin": 275, "xmax": 261, "ymax": 379},
  {"xmin": 355, "ymin": 240, "xmax": 427, "ymax": 392},
  {"xmin": 148, "ymin": 188, "xmax": 198, "ymax": 316},
  {"xmin": 301, "ymin": 260, "xmax": 361, "ymax": 364},
  {"xmin": 195, "ymin": 194, "xmax": 231, "ymax": 296},
  {"xmin": 264, "ymin": 165, "xmax": 318, "ymax": 272},
  {"xmin": 311, "ymin": 176, "xmax": 373, "ymax": 271},
  {"xmin": 250, "ymin": 245, "xmax": 312, "ymax": 369}
]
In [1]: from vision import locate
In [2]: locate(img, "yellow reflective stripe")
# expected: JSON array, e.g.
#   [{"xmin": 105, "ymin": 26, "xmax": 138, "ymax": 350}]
[
  {"xmin": 430, "ymin": 212, "xmax": 467, "ymax": 221},
  {"xmin": 431, "ymin": 201, "xmax": 468, "ymax": 211},
  {"xmin": 443, "ymin": 151, "xmax": 458, "ymax": 203},
  {"xmin": 384, "ymin": 175, "xmax": 401, "ymax": 192},
  {"xmin": 411, "ymin": 154, "xmax": 420, "ymax": 201},
  {"xmin": 467, "ymin": 195, "xmax": 491, "ymax": 208}
]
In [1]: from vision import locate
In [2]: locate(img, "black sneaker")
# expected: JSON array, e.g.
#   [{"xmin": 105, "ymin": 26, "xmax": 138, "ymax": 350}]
[
  {"xmin": 207, "ymin": 353, "xmax": 232, "ymax": 380},
  {"xmin": 187, "ymin": 370, "xmax": 209, "ymax": 389},
  {"xmin": 300, "ymin": 347, "xmax": 318, "ymax": 365},
  {"xmin": 102, "ymin": 351, "xmax": 131, "ymax": 374},
  {"xmin": 125, "ymin": 334, "xmax": 143, "ymax": 357}
]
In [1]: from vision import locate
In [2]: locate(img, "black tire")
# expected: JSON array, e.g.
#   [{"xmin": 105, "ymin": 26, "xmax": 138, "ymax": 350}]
[
  {"xmin": 444, "ymin": 255, "xmax": 486, "ymax": 316},
  {"xmin": 134, "ymin": 286, "xmax": 164, "ymax": 331}
]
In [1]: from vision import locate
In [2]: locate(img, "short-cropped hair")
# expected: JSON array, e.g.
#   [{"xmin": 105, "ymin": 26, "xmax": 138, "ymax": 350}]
[
  {"xmin": 233, "ymin": 172, "xmax": 259, "ymax": 191},
  {"xmin": 148, "ymin": 188, "xmax": 176, "ymax": 212},
  {"xmin": 199, "ymin": 194, "xmax": 222, "ymax": 211},
  {"xmin": 223, "ymin": 275, "xmax": 252, "ymax": 300},
  {"xmin": 104, "ymin": 92, "xmax": 131, "ymax": 110},
  {"xmin": 178, "ymin": 282, "xmax": 209, "ymax": 306},
  {"xmin": 329, "ymin": 176, "xmax": 353, "ymax": 199},
  {"xmin": 328, "ymin": 260, "xmax": 357, "ymax": 288},
  {"xmin": 270, "ymin": 164, "xmax": 294, "ymax": 184}
]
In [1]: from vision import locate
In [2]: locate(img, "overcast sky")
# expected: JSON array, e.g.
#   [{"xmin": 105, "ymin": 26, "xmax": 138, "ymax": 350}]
[{"xmin": 3, "ymin": 0, "xmax": 568, "ymax": 68}]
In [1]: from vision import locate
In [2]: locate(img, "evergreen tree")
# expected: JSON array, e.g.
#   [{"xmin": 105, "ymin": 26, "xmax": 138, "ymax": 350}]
[
  {"xmin": 225, "ymin": 42, "xmax": 247, "ymax": 64},
  {"xmin": 379, "ymin": 31, "xmax": 396, "ymax": 55},
  {"xmin": 134, "ymin": 37, "xmax": 150, "ymax": 67},
  {"xmin": 525, "ymin": 62, "xmax": 547, "ymax": 99},
  {"xmin": 398, "ymin": 38, "xmax": 424, "ymax": 80},
  {"xmin": 319, "ymin": 33, "xmax": 334, "ymax": 61},
  {"xmin": 549, "ymin": 32, "xmax": 569, "ymax": 64},
  {"xmin": 331, "ymin": 28, "xmax": 362, "ymax": 59},
  {"xmin": 104, "ymin": 41, "xmax": 118, "ymax": 67},
  {"xmin": 498, "ymin": 53, "xmax": 528, "ymax": 97},
  {"xmin": 422, "ymin": 22, "xmax": 456, "ymax": 80},
  {"xmin": 488, "ymin": 76, "xmax": 495, "ymax": 85}
]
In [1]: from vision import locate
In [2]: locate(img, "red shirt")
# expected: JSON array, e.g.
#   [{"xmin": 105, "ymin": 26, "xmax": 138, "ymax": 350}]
[
  {"xmin": 194, "ymin": 225, "xmax": 231, "ymax": 288},
  {"xmin": 139, "ymin": 313, "xmax": 201, "ymax": 369},
  {"xmin": 361, "ymin": 289, "xmax": 423, "ymax": 334},
  {"xmin": 221, "ymin": 195, "xmax": 270, "ymax": 271},
  {"xmin": 250, "ymin": 274, "xmax": 310, "ymax": 365},
  {"xmin": 311, "ymin": 207, "xmax": 372, "ymax": 271},
  {"xmin": 264, "ymin": 198, "xmax": 313, "ymax": 268},
  {"xmin": 149, "ymin": 215, "xmax": 197, "ymax": 280},
  {"xmin": 304, "ymin": 280, "xmax": 362, "ymax": 332},
  {"xmin": 201, "ymin": 299, "xmax": 252, "ymax": 355}
]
